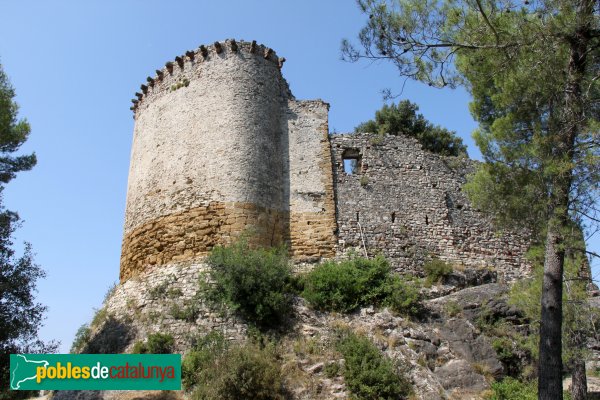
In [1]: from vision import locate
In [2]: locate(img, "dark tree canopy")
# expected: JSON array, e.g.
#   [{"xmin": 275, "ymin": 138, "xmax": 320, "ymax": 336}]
[
  {"xmin": 0, "ymin": 62, "xmax": 53, "ymax": 399},
  {"xmin": 354, "ymin": 100, "xmax": 468, "ymax": 156},
  {"xmin": 344, "ymin": 1, "xmax": 600, "ymax": 399},
  {"xmin": 0, "ymin": 66, "xmax": 35, "ymax": 185}
]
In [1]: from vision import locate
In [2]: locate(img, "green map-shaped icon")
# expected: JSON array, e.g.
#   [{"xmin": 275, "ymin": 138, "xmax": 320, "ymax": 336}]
[{"xmin": 10, "ymin": 354, "xmax": 48, "ymax": 390}]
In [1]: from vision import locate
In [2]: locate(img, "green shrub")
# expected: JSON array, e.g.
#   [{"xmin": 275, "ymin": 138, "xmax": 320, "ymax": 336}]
[
  {"xmin": 70, "ymin": 323, "xmax": 91, "ymax": 353},
  {"xmin": 444, "ymin": 300, "xmax": 462, "ymax": 317},
  {"xmin": 131, "ymin": 341, "xmax": 146, "ymax": 354},
  {"xmin": 182, "ymin": 331, "xmax": 228, "ymax": 389},
  {"xmin": 485, "ymin": 378, "xmax": 574, "ymax": 400},
  {"xmin": 379, "ymin": 275, "xmax": 423, "ymax": 316},
  {"xmin": 91, "ymin": 307, "xmax": 108, "ymax": 328},
  {"xmin": 301, "ymin": 255, "xmax": 421, "ymax": 316},
  {"xmin": 203, "ymin": 239, "xmax": 293, "ymax": 328},
  {"xmin": 486, "ymin": 378, "xmax": 537, "ymax": 400},
  {"xmin": 170, "ymin": 302, "xmax": 200, "ymax": 322},
  {"xmin": 324, "ymin": 361, "xmax": 341, "ymax": 378},
  {"xmin": 183, "ymin": 332, "xmax": 287, "ymax": 399},
  {"xmin": 423, "ymin": 259, "xmax": 453, "ymax": 284},
  {"xmin": 103, "ymin": 282, "xmax": 117, "ymax": 303},
  {"xmin": 336, "ymin": 331, "xmax": 412, "ymax": 399},
  {"xmin": 132, "ymin": 333, "xmax": 174, "ymax": 354}
]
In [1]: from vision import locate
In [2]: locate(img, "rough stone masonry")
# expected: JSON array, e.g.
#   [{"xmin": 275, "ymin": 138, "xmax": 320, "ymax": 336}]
[{"xmin": 120, "ymin": 39, "xmax": 530, "ymax": 282}]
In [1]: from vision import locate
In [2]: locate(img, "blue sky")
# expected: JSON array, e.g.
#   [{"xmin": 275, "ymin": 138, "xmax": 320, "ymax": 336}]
[{"xmin": 1, "ymin": 0, "xmax": 598, "ymax": 353}]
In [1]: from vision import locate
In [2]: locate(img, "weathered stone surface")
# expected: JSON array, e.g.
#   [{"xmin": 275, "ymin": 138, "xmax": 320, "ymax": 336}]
[
  {"xmin": 331, "ymin": 133, "xmax": 531, "ymax": 281},
  {"xmin": 438, "ymin": 318, "xmax": 503, "ymax": 377},
  {"xmin": 434, "ymin": 359, "xmax": 489, "ymax": 391},
  {"xmin": 121, "ymin": 40, "xmax": 530, "ymax": 283},
  {"xmin": 120, "ymin": 201, "xmax": 288, "ymax": 281},
  {"xmin": 122, "ymin": 40, "xmax": 337, "ymax": 280}
]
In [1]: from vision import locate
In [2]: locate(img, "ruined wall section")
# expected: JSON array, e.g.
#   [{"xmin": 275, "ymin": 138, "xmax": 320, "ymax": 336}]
[
  {"xmin": 121, "ymin": 41, "xmax": 290, "ymax": 281},
  {"xmin": 331, "ymin": 133, "xmax": 530, "ymax": 281},
  {"xmin": 285, "ymin": 100, "xmax": 337, "ymax": 261}
]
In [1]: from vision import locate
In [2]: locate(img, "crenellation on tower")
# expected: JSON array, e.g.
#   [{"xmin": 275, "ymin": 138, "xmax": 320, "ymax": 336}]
[{"xmin": 130, "ymin": 40, "xmax": 286, "ymax": 118}]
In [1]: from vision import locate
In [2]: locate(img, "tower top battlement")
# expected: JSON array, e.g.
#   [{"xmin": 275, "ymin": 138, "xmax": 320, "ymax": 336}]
[{"xmin": 130, "ymin": 39, "xmax": 288, "ymax": 118}]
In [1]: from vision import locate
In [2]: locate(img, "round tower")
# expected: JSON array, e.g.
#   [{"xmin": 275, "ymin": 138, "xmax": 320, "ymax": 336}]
[{"xmin": 120, "ymin": 40, "xmax": 291, "ymax": 281}]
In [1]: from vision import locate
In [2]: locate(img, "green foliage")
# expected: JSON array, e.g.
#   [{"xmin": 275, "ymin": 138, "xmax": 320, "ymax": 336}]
[
  {"xmin": 80, "ymin": 315, "xmax": 134, "ymax": 354},
  {"xmin": 203, "ymin": 239, "xmax": 293, "ymax": 328},
  {"xmin": 490, "ymin": 336, "xmax": 531, "ymax": 378},
  {"xmin": 91, "ymin": 307, "xmax": 108, "ymax": 328},
  {"xmin": 380, "ymin": 275, "xmax": 422, "ymax": 316},
  {"xmin": 70, "ymin": 324, "xmax": 91, "ymax": 354},
  {"xmin": 301, "ymin": 255, "xmax": 421, "ymax": 316},
  {"xmin": 359, "ymin": 175, "xmax": 369, "ymax": 187},
  {"xmin": 423, "ymin": 258, "xmax": 453, "ymax": 285},
  {"xmin": 345, "ymin": 1, "xmax": 600, "ymax": 397},
  {"xmin": 463, "ymin": 164, "xmax": 546, "ymax": 241},
  {"xmin": 133, "ymin": 333, "xmax": 174, "ymax": 354},
  {"xmin": 182, "ymin": 331, "xmax": 228, "ymax": 389},
  {"xmin": 131, "ymin": 341, "xmax": 146, "ymax": 354},
  {"xmin": 170, "ymin": 78, "xmax": 190, "ymax": 92},
  {"xmin": 182, "ymin": 332, "xmax": 287, "ymax": 400},
  {"xmin": 354, "ymin": 101, "xmax": 467, "ymax": 156},
  {"xmin": 324, "ymin": 361, "xmax": 341, "ymax": 378},
  {"xmin": 486, "ymin": 378, "xmax": 538, "ymax": 400},
  {"xmin": 170, "ymin": 301, "xmax": 200, "ymax": 322},
  {"xmin": 444, "ymin": 301, "xmax": 462, "ymax": 317},
  {"xmin": 0, "ymin": 63, "xmax": 36, "ymax": 184},
  {"xmin": 486, "ymin": 378, "xmax": 573, "ymax": 400},
  {"xmin": 103, "ymin": 282, "xmax": 117, "ymax": 304},
  {"xmin": 0, "ymin": 63, "xmax": 52, "ymax": 399},
  {"xmin": 509, "ymin": 248, "xmax": 600, "ymax": 366},
  {"xmin": 336, "ymin": 331, "xmax": 412, "ymax": 399},
  {"xmin": 474, "ymin": 302, "xmax": 533, "ymax": 378}
]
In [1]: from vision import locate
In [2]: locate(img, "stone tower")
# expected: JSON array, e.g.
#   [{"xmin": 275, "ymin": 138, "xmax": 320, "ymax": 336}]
[{"xmin": 120, "ymin": 40, "xmax": 337, "ymax": 281}]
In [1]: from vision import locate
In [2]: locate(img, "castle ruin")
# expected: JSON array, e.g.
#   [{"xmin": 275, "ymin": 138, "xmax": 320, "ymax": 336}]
[{"xmin": 120, "ymin": 39, "xmax": 530, "ymax": 283}]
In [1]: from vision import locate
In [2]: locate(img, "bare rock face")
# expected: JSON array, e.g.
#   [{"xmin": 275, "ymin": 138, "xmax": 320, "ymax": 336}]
[
  {"xmin": 435, "ymin": 359, "xmax": 489, "ymax": 391},
  {"xmin": 438, "ymin": 318, "xmax": 503, "ymax": 378}
]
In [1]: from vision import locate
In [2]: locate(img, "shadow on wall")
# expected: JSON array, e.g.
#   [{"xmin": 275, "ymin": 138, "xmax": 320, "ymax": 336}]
[{"xmin": 82, "ymin": 316, "xmax": 136, "ymax": 354}]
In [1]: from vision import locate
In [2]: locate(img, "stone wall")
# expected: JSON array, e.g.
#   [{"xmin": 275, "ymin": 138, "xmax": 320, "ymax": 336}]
[
  {"xmin": 121, "ymin": 40, "xmax": 338, "ymax": 280},
  {"xmin": 108, "ymin": 261, "xmax": 248, "ymax": 352},
  {"xmin": 120, "ymin": 202, "xmax": 287, "ymax": 281},
  {"xmin": 331, "ymin": 133, "xmax": 530, "ymax": 281},
  {"xmin": 285, "ymin": 100, "xmax": 337, "ymax": 262}
]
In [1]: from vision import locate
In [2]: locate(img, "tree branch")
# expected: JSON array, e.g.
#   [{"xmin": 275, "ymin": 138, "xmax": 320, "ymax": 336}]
[{"xmin": 475, "ymin": 0, "xmax": 500, "ymax": 45}]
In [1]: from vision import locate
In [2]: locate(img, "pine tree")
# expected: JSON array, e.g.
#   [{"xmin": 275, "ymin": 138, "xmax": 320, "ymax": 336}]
[
  {"xmin": 0, "ymin": 61, "xmax": 55, "ymax": 399},
  {"xmin": 343, "ymin": 1, "xmax": 600, "ymax": 398}
]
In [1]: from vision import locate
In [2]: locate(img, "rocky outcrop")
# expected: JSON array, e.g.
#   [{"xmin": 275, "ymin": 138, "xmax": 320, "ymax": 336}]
[{"xmin": 56, "ymin": 262, "xmax": 530, "ymax": 400}]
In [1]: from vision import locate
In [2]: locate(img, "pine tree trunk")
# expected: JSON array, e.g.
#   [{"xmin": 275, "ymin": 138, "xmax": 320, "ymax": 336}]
[
  {"xmin": 571, "ymin": 359, "xmax": 587, "ymax": 400},
  {"xmin": 538, "ymin": 1, "xmax": 593, "ymax": 399},
  {"xmin": 539, "ymin": 224, "xmax": 566, "ymax": 400}
]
